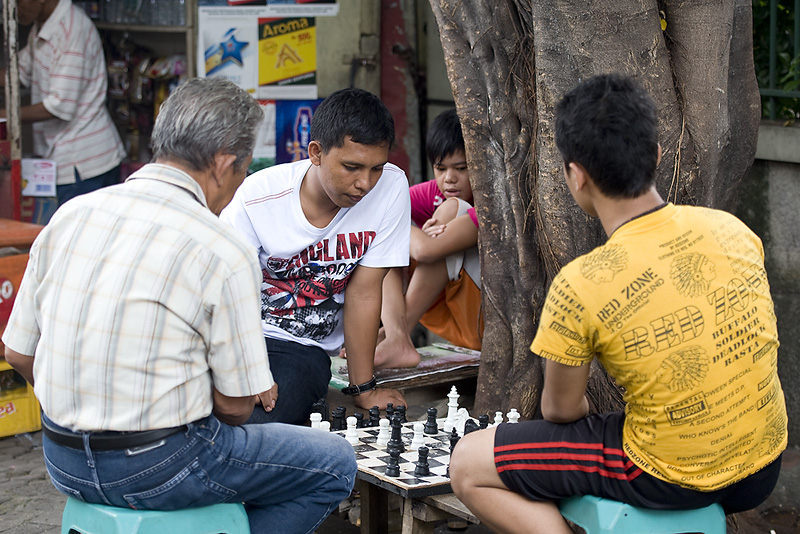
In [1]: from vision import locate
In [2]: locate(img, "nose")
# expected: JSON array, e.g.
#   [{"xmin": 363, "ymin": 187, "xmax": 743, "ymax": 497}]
[
  {"xmin": 443, "ymin": 169, "xmax": 457, "ymax": 184},
  {"xmin": 354, "ymin": 170, "xmax": 370, "ymax": 192}
]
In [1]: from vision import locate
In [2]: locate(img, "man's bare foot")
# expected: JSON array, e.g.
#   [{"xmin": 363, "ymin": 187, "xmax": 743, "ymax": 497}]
[
  {"xmin": 374, "ymin": 334, "xmax": 421, "ymax": 369},
  {"xmin": 340, "ymin": 327, "xmax": 387, "ymax": 359}
]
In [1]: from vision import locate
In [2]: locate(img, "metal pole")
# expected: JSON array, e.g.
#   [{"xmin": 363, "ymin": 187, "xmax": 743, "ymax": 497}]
[{"xmin": 2, "ymin": 0, "xmax": 21, "ymax": 219}]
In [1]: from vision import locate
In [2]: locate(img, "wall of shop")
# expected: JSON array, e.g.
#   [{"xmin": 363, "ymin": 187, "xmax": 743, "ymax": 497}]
[{"xmin": 736, "ymin": 124, "xmax": 800, "ymax": 447}]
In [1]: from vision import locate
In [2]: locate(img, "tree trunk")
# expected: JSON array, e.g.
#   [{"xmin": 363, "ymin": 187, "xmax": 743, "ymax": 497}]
[{"xmin": 428, "ymin": 0, "xmax": 760, "ymax": 417}]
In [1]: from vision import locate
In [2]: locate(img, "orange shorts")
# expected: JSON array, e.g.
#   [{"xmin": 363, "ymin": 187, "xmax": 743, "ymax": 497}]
[{"xmin": 419, "ymin": 269, "xmax": 483, "ymax": 351}]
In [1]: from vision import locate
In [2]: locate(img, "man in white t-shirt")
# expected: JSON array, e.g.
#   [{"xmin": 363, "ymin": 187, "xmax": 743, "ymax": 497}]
[{"xmin": 222, "ymin": 88, "xmax": 411, "ymax": 424}]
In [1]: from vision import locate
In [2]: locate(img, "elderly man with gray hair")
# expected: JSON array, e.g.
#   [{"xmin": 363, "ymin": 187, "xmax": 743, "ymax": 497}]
[{"xmin": 2, "ymin": 77, "xmax": 357, "ymax": 534}]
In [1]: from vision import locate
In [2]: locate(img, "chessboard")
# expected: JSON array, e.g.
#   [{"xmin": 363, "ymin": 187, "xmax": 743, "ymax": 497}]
[{"xmin": 335, "ymin": 419, "xmax": 455, "ymax": 498}]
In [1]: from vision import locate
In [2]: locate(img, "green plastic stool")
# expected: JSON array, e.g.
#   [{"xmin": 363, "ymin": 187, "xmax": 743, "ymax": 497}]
[
  {"xmin": 61, "ymin": 497, "xmax": 250, "ymax": 534},
  {"xmin": 558, "ymin": 495, "xmax": 726, "ymax": 534}
]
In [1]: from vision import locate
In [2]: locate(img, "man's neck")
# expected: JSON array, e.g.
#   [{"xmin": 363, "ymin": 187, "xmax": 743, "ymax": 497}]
[
  {"xmin": 299, "ymin": 165, "xmax": 340, "ymax": 228},
  {"xmin": 595, "ymin": 188, "xmax": 666, "ymax": 237}
]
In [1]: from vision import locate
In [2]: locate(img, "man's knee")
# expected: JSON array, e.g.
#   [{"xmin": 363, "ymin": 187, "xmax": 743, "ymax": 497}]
[{"xmin": 449, "ymin": 428, "xmax": 495, "ymax": 497}]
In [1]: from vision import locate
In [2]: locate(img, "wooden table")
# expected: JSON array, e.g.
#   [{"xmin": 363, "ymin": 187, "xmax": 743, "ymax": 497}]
[
  {"xmin": 340, "ymin": 419, "xmax": 481, "ymax": 534},
  {"xmin": 359, "ymin": 480, "xmax": 480, "ymax": 534}
]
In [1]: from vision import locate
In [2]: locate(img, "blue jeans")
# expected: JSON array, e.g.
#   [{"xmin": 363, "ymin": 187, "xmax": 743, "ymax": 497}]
[
  {"xmin": 246, "ymin": 337, "xmax": 332, "ymax": 425},
  {"xmin": 42, "ymin": 413, "xmax": 357, "ymax": 534},
  {"xmin": 57, "ymin": 165, "xmax": 122, "ymax": 206}
]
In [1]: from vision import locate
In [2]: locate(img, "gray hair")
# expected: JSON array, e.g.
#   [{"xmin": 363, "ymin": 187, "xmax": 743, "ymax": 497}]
[{"xmin": 151, "ymin": 78, "xmax": 264, "ymax": 173}]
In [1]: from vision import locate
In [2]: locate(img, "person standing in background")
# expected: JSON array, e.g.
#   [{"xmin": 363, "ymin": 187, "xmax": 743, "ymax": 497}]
[{"xmin": 0, "ymin": 0, "xmax": 126, "ymax": 221}]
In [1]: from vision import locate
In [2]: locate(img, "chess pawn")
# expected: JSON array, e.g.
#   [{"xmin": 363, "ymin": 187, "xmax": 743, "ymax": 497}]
[
  {"xmin": 410, "ymin": 422, "xmax": 425, "ymax": 450},
  {"xmin": 354, "ymin": 412, "xmax": 366, "ymax": 428},
  {"xmin": 376, "ymin": 418, "xmax": 390, "ymax": 447},
  {"xmin": 368, "ymin": 406, "xmax": 381, "ymax": 427},
  {"xmin": 319, "ymin": 421, "xmax": 331, "ymax": 432},
  {"xmin": 424, "ymin": 407, "xmax": 438, "ymax": 435},
  {"xmin": 396, "ymin": 405, "xmax": 407, "ymax": 423},
  {"xmin": 310, "ymin": 412, "xmax": 322, "ymax": 430},
  {"xmin": 506, "ymin": 408, "xmax": 520, "ymax": 424},
  {"xmin": 478, "ymin": 414, "xmax": 489, "ymax": 429},
  {"xmin": 492, "ymin": 411, "xmax": 504, "ymax": 427},
  {"xmin": 386, "ymin": 403, "xmax": 394, "ymax": 419},
  {"xmin": 345, "ymin": 416, "xmax": 359, "ymax": 445},
  {"xmin": 385, "ymin": 447, "xmax": 401, "ymax": 477},
  {"xmin": 414, "ymin": 446, "xmax": 430, "ymax": 477},
  {"xmin": 443, "ymin": 385, "xmax": 459, "ymax": 433}
]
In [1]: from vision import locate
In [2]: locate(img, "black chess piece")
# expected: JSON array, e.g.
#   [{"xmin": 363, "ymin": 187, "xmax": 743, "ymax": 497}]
[
  {"xmin": 387, "ymin": 413, "xmax": 405, "ymax": 454},
  {"xmin": 331, "ymin": 407, "xmax": 345, "ymax": 431},
  {"xmin": 385, "ymin": 447, "xmax": 401, "ymax": 477},
  {"xmin": 396, "ymin": 404, "xmax": 407, "ymax": 424},
  {"xmin": 449, "ymin": 428, "xmax": 461, "ymax": 454},
  {"xmin": 414, "ymin": 446, "xmax": 430, "ymax": 477},
  {"xmin": 478, "ymin": 414, "xmax": 490, "ymax": 429},
  {"xmin": 424, "ymin": 407, "xmax": 438, "ymax": 435},
  {"xmin": 386, "ymin": 403, "xmax": 394, "ymax": 419},
  {"xmin": 463, "ymin": 418, "xmax": 480, "ymax": 435},
  {"xmin": 354, "ymin": 412, "xmax": 366, "ymax": 428},
  {"xmin": 447, "ymin": 428, "xmax": 461, "ymax": 478},
  {"xmin": 368, "ymin": 406, "xmax": 381, "ymax": 427}
]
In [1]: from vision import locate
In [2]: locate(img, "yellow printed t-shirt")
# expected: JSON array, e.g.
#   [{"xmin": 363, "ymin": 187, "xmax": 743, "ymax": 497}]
[{"xmin": 531, "ymin": 203, "xmax": 787, "ymax": 491}]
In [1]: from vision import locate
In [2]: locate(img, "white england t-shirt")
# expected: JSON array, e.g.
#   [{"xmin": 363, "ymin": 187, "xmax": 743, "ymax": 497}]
[{"xmin": 221, "ymin": 159, "xmax": 411, "ymax": 353}]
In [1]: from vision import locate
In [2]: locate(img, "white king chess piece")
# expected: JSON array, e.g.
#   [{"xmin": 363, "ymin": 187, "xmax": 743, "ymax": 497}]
[{"xmin": 442, "ymin": 385, "xmax": 460, "ymax": 433}]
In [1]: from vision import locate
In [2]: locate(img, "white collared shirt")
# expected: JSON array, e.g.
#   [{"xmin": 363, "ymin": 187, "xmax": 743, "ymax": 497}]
[
  {"xmin": 2, "ymin": 164, "xmax": 274, "ymax": 431},
  {"xmin": 18, "ymin": 0, "xmax": 125, "ymax": 184}
]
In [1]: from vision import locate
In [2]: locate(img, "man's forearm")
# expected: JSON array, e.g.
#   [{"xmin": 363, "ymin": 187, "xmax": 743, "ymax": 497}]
[{"xmin": 4, "ymin": 347, "xmax": 35, "ymax": 386}]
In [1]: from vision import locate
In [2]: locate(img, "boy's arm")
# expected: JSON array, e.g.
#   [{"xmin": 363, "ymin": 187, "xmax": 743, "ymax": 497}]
[
  {"xmin": 410, "ymin": 213, "xmax": 479, "ymax": 263},
  {"xmin": 343, "ymin": 264, "xmax": 407, "ymax": 410},
  {"xmin": 540, "ymin": 358, "xmax": 590, "ymax": 423}
]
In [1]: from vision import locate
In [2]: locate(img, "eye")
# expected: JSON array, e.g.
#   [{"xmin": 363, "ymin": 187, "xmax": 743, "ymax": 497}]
[{"xmin": 343, "ymin": 164, "xmax": 358, "ymax": 171}]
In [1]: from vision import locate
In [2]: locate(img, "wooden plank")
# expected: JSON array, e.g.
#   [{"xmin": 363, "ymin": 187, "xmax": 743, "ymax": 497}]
[
  {"xmin": 358, "ymin": 479, "xmax": 389, "ymax": 534},
  {"xmin": 417, "ymin": 493, "xmax": 480, "ymax": 524}
]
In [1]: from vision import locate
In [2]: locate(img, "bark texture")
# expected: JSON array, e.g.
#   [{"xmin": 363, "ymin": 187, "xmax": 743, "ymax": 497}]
[{"xmin": 428, "ymin": 0, "xmax": 760, "ymax": 417}]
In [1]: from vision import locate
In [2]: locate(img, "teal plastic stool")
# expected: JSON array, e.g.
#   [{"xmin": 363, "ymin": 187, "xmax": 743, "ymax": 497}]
[
  {"xmin": 558, "ymin": 495, "xmax": 726, "ymax": 534},
  {"xmin": 61, "ymin": 497, "xmax": 250, "ymax": 534}
]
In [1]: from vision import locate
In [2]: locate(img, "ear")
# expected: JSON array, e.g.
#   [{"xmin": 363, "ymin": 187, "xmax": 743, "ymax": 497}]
[
  {"xmin": 567, "ymin": 162, "xmax": 590, "ymax": 191},
  {"xmin": 656, "ymin": 143, "xmax": 662, "ymax": 166},
  {"xmin": 212, "ymin": 153, "xmax": 237, "ymax": 187},
  {"xmin": 308, "ymin": 140, "xmax": 323, "ymax": 166}
]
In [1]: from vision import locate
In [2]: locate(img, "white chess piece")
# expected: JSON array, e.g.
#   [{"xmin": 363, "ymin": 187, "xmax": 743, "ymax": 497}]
[
  {"xmin": 506, "ymin": 408, "xmax": 520, "ymax": 424},
  {"xmin": 492, "ymin": 411, "xmax": 504, "ymax": 427},
  {"xmin": 376, "ymin": 418, "xmax": 390, "ymax": 447},
  {"xmin": 454, "ymin": 407, "xmax": 471, "ymax": 436},
  {"xmin": 442, "ymin": 385, "xmax": 460, "ymax": 433},
  {"xmin": 320, "ymin": 420, "xmax": 331, "ymax": 432},
  {"xmin": 345, "ymin": 416, "xmax": 359, "ymax": 445},
  {"xmin": 410, "ymin": 422, "xmax": 425, "ymax": 450},
  {"xmin": 310, "ymin": 412, "xmax": 322, "ymax": 430}
]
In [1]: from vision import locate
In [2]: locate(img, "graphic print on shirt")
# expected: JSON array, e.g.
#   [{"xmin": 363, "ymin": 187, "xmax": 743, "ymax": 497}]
[
  {"xmin": 670, "ymin": 253, "xmax": 717, "ymax": 297},
  {"xmin": 654, "ymin": 346, "xmax": 709, "ymax": 393},
  {"xmin": 580, "ymin": 244, "xmax": 627, "ymax": 284},
  {"xmin": 261, "ymin": 231, "xmax": 376, "ymax": 341}
]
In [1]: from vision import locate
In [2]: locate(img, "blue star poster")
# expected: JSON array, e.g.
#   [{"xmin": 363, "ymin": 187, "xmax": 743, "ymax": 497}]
[{"xmin": 199, "ymin": 12, "xmax": 259, "ymax": 93}]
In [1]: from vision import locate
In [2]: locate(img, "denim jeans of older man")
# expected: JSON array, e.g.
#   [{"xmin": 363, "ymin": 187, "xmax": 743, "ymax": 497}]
[{"xmin": 41, "ymin": 413, "xmax": 357, "ymax": 534}]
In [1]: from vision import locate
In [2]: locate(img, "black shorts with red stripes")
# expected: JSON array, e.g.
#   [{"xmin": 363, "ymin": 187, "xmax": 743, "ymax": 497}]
[{"xmin": 493, "ymin": 412, "xmax": 781, "ymax": 514}]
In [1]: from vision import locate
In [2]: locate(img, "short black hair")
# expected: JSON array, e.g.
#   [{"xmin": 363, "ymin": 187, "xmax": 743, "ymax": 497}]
[
  {"xmin": 555, "ymin": 73, "xmax": 659, "ymax": 198},
  {"xmin": 426, "ymin": 109, "xmax": 465, "ymax": 165},
  {"xmin": 309, "ymin": 88, "xmax": 395, "ymax": 152}
]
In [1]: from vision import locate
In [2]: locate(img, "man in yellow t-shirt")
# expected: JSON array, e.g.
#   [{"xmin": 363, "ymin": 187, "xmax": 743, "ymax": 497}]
[{"xmin": 447, "ymin": 73, "xmax": 787, "ymax": 534}]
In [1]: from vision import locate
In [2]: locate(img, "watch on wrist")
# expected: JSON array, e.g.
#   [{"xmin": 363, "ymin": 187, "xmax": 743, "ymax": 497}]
[{"xmin": 341, "ymin": 376, "xmax": 378, "ymax": 396}]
